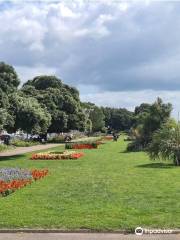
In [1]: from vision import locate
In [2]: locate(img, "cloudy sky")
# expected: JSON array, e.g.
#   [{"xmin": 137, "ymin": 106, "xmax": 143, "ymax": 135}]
[{"xmin": 0, "ymin": 0, "xmax": 180, "ymax": 117}]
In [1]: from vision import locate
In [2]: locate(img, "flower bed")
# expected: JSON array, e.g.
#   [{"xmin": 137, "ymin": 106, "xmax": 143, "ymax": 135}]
[
  {"xmin": 0, "ymin": 168, "xmax": 48, "ymax": 197},
  {"xmin": 31, "ymin": 150, "xmax": 84, "ymax": 160},
  {"xmin": 65, "ymin": 142, "xmax": 98, "ymax": 149}
]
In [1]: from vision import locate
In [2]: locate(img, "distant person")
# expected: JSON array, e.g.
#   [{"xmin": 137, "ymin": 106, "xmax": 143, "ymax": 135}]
[
  {"xmin": 113, "ymin": 132, "xmax": 120, "ymax": 142},
  {"xmin": 4, "ymin": 135, "xmax": 10, "ymax": 145}
]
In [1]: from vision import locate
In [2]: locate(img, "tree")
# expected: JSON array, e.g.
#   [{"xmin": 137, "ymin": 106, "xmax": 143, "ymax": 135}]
[
  {"xmin": 89, "ymin": 106, "xmax": 105, "ymax": 132},
  {"xmin": 0, "ymin": 109, "xmax": 14, "ymax": 132},
  {"xmin": 85, "ymin": 119, "xmax": 92, "ymax": 133},
  {"xmin": 0, "ymin": 89, "xmax": 9, "ymax": 109},
  {"xmin": 24, "ymin": 75, "xmax": 62, "ymax": 90},
  {"xmin": 48, "ymin": 111, "xmax": 68, "ymax": 133},
  {"xmin": 128, "ymin": 98, "xmax": 172, "ymax": 151},
  {"xmin": 67, "ymin": 112, "xmax": 86, "ymax": 131},
  {"xmin": 22, "ymin": 75, "xmax": 86, "ymax": 133},
  {"xmin": 134, "ymin": 103, "xmax": 151, "ymax": 115},
  {"xmin": 8, "ymin": 94, "xmax": 51, "ymax": 135},
  {"xmin": 0, "ymin": 62, "xmax": 20, "ymax": 93},
  {"xmin": 148, "ymin": 119, "xmax": 180, "ymax": 166},
  {"xmin": 134, "ymin": 98, "xmax": 172, "ymax": 143},
  {"xmin": 81, "ymin": 102, "xmax": 95, "ymax": 133},
  {"xmin": 0, "ymin": 63, "xmax": 20, "ymax": 133},
  {"xmin": 141, "ymin": 98, "xmax": 172, "ymax": 144},
  {"xmin": 101, "ymin": 107, "xmax": 134, "ymax": 131}
]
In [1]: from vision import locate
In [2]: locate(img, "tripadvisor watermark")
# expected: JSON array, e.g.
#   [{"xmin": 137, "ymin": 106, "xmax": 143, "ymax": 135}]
[{"xmin": 135, "ymin": 227, "xmax": 173, "ymax": 235}]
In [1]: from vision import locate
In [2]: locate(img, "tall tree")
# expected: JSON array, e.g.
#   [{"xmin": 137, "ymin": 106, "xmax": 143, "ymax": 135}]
[
  {"xmin": 102, "ymin": 107, "xmax": 134, "ymax": 131},
  {"xmin": 0, "ymin": 62, "xmax": 20, "ymax": 93},
  {"xmin": 128, "ymin": 98, "xmax": 172, "ymax": 150},
  {"xmin": 22, "ymin": 75, "xmax": 86, "ymax": 133},
  {"xmin": 7, "ymin": 94, "xmax": 51, "ymax": 135},
  {"xmin": 89, "ymin": 106, "xmax": 105, "ymax": 132}
]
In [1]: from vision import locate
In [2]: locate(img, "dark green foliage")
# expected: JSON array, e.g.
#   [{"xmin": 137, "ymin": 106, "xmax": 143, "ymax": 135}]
[
  {"xmin": 102, "ymin": 107, "xmax": 134, "ymax": 131},
  {"xmin": 127, "ymin": 140, "xmax": 144, "ymax": 152},
  {"xmin": 0, "ymin": 108, "xmax": 14, "ymax": 131},
  {"xmin": 148, "ymin": 119, "xmax": 180, "ymax": 166},
  {"xmin": 22, "ymin": 75, "xmax": 86, "ymax": 133},
  {"xmin": 0, "ymin": 62, "xmax": 20, "ymax": 93},
  {"xmin": 128, "ymin": 98, "xmax": 172, "ymax": 151},
  {"xmin": 24, "ymin": 75, "xmax": 62, "ymax": 90},
  {"xmin": 134, "ymin": 103, "xmax": 151, "ymax": 115},
  {"xmin": 65, "ymin": 141, "xmax": 98, "ymax": 149},
  {"xmin": 65, "ymin": 143, "xmax": 73, "ymax": 149},
  {"xmin": 89, "ymin": 106, "xmax": 105, "ymax": 132},
  {"xmin": 0, "ymin": 89, "xmax": 9, "ymax": 109},
  {"xmin": 7, "ymin": 94, "xmax": 51, "ymax": 134}
]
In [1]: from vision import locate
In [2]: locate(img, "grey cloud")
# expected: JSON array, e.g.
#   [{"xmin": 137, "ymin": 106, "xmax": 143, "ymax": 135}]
[{"xmin": 0, "ymin": 1, "xmax": 180, "ymax": 92}]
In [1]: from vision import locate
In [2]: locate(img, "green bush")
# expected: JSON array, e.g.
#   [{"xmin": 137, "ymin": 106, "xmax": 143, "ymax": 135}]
[
  {"xmin": 11, "ymin": 140, "xmax": 39, "ymax": 147},
  {"xmin": 148, "ymin": 121, "xmax": 180, "ymax": 166},
  {"xmin": 65, "ymin": 141, "xmax": 98, "ymax": 149},
  {"xmin": 65, "ymin": 143, "xmax": 73, "ymax": 149},
  {"xmin": 126, "ymin": 141, "xmax": 143, "ymax": 152}
]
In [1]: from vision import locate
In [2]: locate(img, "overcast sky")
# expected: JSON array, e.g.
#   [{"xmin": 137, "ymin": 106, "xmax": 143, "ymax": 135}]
[{"xmin": 0, "ymin": 0, "xmax": 180, "ymax": 117}]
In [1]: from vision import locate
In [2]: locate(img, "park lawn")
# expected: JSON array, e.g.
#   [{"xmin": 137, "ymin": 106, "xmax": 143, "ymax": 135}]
[{"xmin": 0, "ymin": 138, "xmax": 179, "ymax": 230}]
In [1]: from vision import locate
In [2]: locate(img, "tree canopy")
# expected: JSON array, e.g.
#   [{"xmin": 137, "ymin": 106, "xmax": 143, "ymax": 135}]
[
  {"xmin": 0, "ymin": 62, "xmax": 20, "ymax": 93},
  {"xmin": 128, "ymin": 98, "xmax": 172, "ymax": 151},
  {"xmin": 22, "ymin": 75, "xmax": 86, "ymax": 133},
  {"xmin": 7, "ymin": 94, "xmax": 51, "ymax": 134},
  {"xmin": 1, "ymin": 62, "xmax": 172, "ymax": 139},
  {"xmin": 148, "ymin": 119, "xmax": 180, "ymax": 166},
  {"xmin": 102, "ymin": 107, "xmax": 134, "ymax": 131}
]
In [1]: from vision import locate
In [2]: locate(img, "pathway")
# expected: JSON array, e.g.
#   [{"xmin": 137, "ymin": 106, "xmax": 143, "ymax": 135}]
[
  {"xmin": 0, "ymin": 233, "xmax": 179, "ymax": 240},
  {"xmin": 0, "ymin": 136, "xmax": 99, "ymax": 158},
  {"xmin": 0, "ymin": 144, "xmax": 61, "ymax": 157}
]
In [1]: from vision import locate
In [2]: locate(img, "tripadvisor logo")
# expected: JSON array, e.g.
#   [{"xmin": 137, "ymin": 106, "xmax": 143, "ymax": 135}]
[
  {"xmin": 135, "ymin": 227, "xmax": 143, "ymax": 235},
  {"xmin": 135, "ymin": 227, "xmax": 172, "ymax": 235}
]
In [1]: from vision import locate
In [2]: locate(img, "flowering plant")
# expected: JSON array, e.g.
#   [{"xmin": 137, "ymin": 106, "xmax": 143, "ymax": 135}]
[
  {"xmin": 65, "ymin": 143, "xmax": 98, "ymax": 149},
  {"xmin": 31, "ymin": 151, "xmax": 84, "ymax": 160},
  {"xmin": 0, "ymin": 168, "xmax": 48, "ymax": 197}
]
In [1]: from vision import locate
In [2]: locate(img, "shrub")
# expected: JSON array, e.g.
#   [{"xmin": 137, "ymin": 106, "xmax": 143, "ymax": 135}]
[
  {"xmin": 65, "ymin": 143, "xmax": 73, "ymax": 149},
  {"xmin": 0, "ymin": 168, "xmax": 48, "ymax": 197},
  {"xmin": 0, "ymin": 144, "xmax": 10, "ymax": 152},
  {"xmin": 65, "ymin": 142, "xmax": 98, "ymax": 149},
  {"xmin": 126, "ymin": 141, "xmax": 144, "ymax": 152},
  {"xmin": 11, "ymin": 140, "xmax": 39, "ymax": 147},
  {"xmin": 148, "ymin": 121, "xmax": 180, "ymax": 166},
  {"xmin": 31, "ymin": 151, "xmax": 84, "ymax": 160}
]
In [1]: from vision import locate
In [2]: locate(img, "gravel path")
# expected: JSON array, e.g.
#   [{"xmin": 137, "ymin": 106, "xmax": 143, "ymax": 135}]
[
  {"xmin": 0, "ymin": 136, "xmax": 100, "ymax": 158},
  {"xmin": 0, "ymin": 144, "xmax": 61, "ymax": 157},
  {"xmin": 0, "ymin": 233, "xmax": 179, "ymax": 240}
]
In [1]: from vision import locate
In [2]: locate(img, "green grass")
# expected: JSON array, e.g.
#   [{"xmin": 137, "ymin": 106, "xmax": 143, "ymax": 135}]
[{"xmin": 0, "ymin": 138, "xmax": 180, "ymax": 230}]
